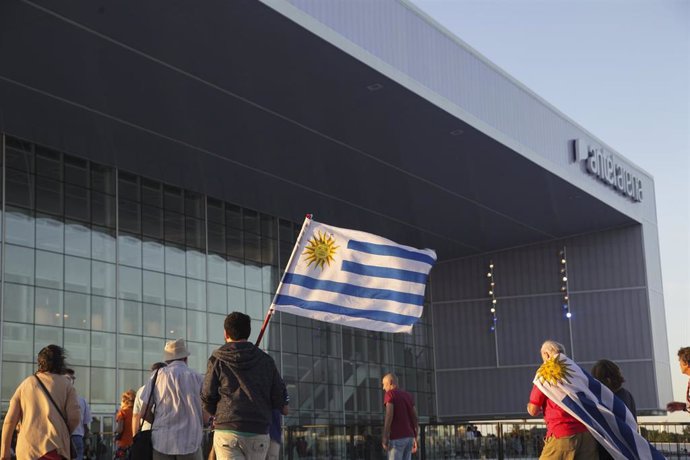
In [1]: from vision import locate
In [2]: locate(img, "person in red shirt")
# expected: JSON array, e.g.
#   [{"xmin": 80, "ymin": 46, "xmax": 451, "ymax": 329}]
[
  {"xmin": 666, "ymin": 347, "xmax": 690, "ymax": 414},
  {"xmin": 526, "ymin": 340, "xmax": 597, "ymax": 459},
  {"xmin": 381, "ymin": 373, "xmax": 418, "ymax": 460}
]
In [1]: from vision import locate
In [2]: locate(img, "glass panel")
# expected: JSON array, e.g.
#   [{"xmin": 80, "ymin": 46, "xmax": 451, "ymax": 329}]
[
  {"xmin": 119, "ymin": 199, "xmax": 141, "ymax": 234},
  {"xmin": 142, "ymin": 239, "xmax": 165, "ymax": 271},
  {"xmin": 142, "ymin": 303, "xmax": 164, "ymax": 338},
  {"xmin": 245, "ymin": 264, "xmax": 262, "ymax": 291},
  {"xmin": 184, "ymin": 191, "xmax": 204, "ymax": 218},
  {"xmin": 186, "ymin": 249, "xmax": 205, "ymax": 280},
  {"xmin": 35, "ymin": 250, "xmax": 63, "ymax": 289},
  {"xmin": 164, "ymin": 186, "xmax": 184, "ymax": 213},
  {"xmin": 118, "ymin": 369, "xmax": 143, "ymax": 395},
  {"xmin": 260, "ymin": 214, "xmax": 276, "ymax": 238},
  {"xmin": 142, "ymin": 205, "xmax": 164, "ymax": 239},
  {"xmin": 165, "ymin": 274, "xmax": 185, "ymax": 307},
  {"xmin": 227, "ymin": 286, "xmax": 245, "ymax": 313},
  {"xmin": 118, "ymin": 234, "xmax": 142, "ymax": 268},
  {"xmin": 65, "ymin": 256, "xmax": 91, "ymax": 293},
  {"xmin": 5, "ymin": 169, "xmax": 34, "ymax": 208},
  {"xmin": 186, "ymin": 279, "xmax": 205, "ymax": 311},
  {"xmin": 64, "ymin": 329, "xmax": 90, "ymax": 365},
  {"xmin": 118, "ymin": 266, "xmax": 142, "ymax": 301},
  {"xmin": 91, "ymin": 164, "xmax": 115, "ymax": 194},
  {"xmin": 164, "ymin": 211, "xmax": 185, "ymax": 244},
  {"xmin": 5, "ymin": 208, "xmax": 35, "ymax": 247},
  {"xmin": 1, "ymin": 362, "xmax": 32, "ymax": 402},
  {"xmin": 35, "ymin": 176, "xmax": 63, "ymax": 215},
  {"xmin": 143, "ymin": 337, "xmax": 165, "ymax": 369},
  {"xmin": 35, "ymin": 326, "xmax": 63, "ymax": 355},
  {"xmin": 207, "ymin": 198, "xmax": 224, "ymax": 223},
  {"xmin": 245, "ymin": 290, "xmax": 263, "ymax": 321},
  {"xmin": 2, "ymin": 322, "xmax": 33, "ymax": 361},
  {"xmin": 142, "ymin": 271, "xmax": 165, "ymax": 305},
  {"xmin": 92, "ymin": 261, "xmax": 116, "ymax": 297},
  {"xmin": 166, "ymin": 307, "xmax": 185, "ymax": 338},
  {"xmin": 118, "ymin": 300, "xmax": 142, "ymax": 335},
  {"xmin": 91, "ymin": 192, "xmax": 116, "ymax": 228},
  {"xmin": 226, "ymin": 228, "xmax": 243, "ymax": 259},
  {"xmin": 207, "ymin": 283, "xmax": 227, "ymax": 314},
  {"xmin": 35, "ymin": 287, "xmax": 63, "ymax": 326},
  {"xmin": 187, "ymin": 342, "xmax": 208, "ymax": 374},
  {"xmin": 5, "ymin": 138, "xmax": 34, "ymax": 172},
  {"xmin": 64, "ymin": 155, "xmax": 88, "ymax": 187},
  {"xmin": 64, "ymin": 292, "xmax": 90, "ymax": 329},
  {"xmin": 4, "ymin": 246, "xmax": 34, "ymax": 286},
  {"xmin": 91, "ymin": 296, "xmax": 116, "ymax": 332},
  {"xmin": 35, "ymin": 215, "xmax": 64, "ymax": 252},
  {"xmin": 187, "ymin": 310, "xmax": 206, "ymax": 342},
  {"xmin": 208, "ymin": 222, "xmax": 225, "ymax": 254},
  {"xmin": 65, "ymin": 222, "xmax": 91, "ymax": 257},
  {"xmin": 90, "ymin": 367, "xmax": 116, "ymax": 404},
  {"xmin": 185, "ymin": 217, "xmax": 204, "ymax": 249},
  {"xmin": 207, "ymin": 253, "xmax": 227, "ymax": 284},
  {"xmin": 141, "ymin": 178, "xmax": 162, "ymax": 207},
  {"xmin": 118, "ymin": 335, "xmax": 142, "ymax": 369},
  {"xmin": 92, "ymin": 226, "xmax": 116, "ymax": 262},
  {"xmin": 227, "ymin": 259, "xmax": 245, "ymax": 287},
  {"xmin": 35, "ymin": 146, "xmax": 61, "ymax": 179},
  {"xmin": 164, "ymin": 245, "xmax": 185, "ymax": 276},
  {"xmin": 3, "ymin": 282, "xmax": 34, "ymax": 323},
  {"xmin": 262, "ymin": 266, "xmax": 278, "ymax": 293},
  {"xmin": 243, "ymin": 209, "xmax": 259, "ymax": 234},
  {"xmin": 118, "ymin": 172, "xmax": 139, "ymax": 202},
  {"xmin": 244, "ymin": 232, "xmax": 261, "ymax": 263},
  {"xmin": 206, "ymin": 313, "xmax": 226, "ymax": 346},
  {"xmin": 64, "ymin": 185, "xmax": 90, "ymax": 222},
  {"xmin": 91, "ymin": 332, "xmax": 116, "ymax": 368}
]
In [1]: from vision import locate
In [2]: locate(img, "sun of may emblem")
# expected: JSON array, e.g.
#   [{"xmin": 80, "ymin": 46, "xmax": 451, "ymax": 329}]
[
  {"xmin": 536, "ymin": 355, "xmax": 572, "ymax": 386},
  {"xmin": 303, "ymin": 231, "xmax": 339, "ymax": 270}
]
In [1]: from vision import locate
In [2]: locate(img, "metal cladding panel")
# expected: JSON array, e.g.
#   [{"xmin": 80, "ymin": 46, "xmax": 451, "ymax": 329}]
[
  {"xmin": 570, "ymin": 289, "xmax": 652, "ymax": 361},
  {"xmin": 432, "ymin": 224, "xmax": 670, "ymax": 417},
  {"xmin": 436, "ymin": 367, "xmax": 536, "ymax": 418},
  {"xmin": 433, "ymin": 301, "xmax": 499, "ymax": 369}
]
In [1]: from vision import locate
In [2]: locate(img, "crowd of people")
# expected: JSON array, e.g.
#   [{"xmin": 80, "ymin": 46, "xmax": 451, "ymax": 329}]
[{"xmin": 0, "ymin": 315, "xmax": 688, "ymax": 460}]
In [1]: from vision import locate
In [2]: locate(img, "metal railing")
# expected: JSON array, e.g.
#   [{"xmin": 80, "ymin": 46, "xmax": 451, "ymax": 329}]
[{"xmin": 79, "ymin": 421, "xmax": 690, "ymax": 460}]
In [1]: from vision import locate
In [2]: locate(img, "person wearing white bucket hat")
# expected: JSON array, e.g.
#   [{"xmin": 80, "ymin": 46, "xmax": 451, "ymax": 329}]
[{"xmin": 136, "ymin": 339, "xmax": 207, "ymax": 460}]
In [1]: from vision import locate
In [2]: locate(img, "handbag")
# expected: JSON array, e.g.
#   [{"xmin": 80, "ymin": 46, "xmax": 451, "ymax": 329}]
[
  {"xmin": 129, "ymin": 369, "xmax": 160, "ymax": 460},
  {"xmin": 34, "ymin": 374, "xmax": 78, "ymax": 460}
]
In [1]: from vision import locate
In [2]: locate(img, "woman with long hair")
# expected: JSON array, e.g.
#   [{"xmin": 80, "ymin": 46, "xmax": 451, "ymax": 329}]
[
  {"xmin": 114, "ymin": 390, "xmax": 136, "ymax": 459},
  {"xmin": 0, "ymin": 345, "xmax": 81, "ymax": 460}
]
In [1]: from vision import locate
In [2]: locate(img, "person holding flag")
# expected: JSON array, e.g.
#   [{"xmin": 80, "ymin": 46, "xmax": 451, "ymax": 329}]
[
  {"xmin": 527, "ymin": 340, "xmax": 598, "ymax": 459},
  {"xmin": 527, "ymin": 340, "xmax": 664, "ymax": 460}
]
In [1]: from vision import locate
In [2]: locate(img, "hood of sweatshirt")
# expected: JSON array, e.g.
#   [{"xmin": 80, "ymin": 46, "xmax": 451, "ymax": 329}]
[{"xmin": 211, "ymin": 341, "xmax": 264, "ymax": 370}]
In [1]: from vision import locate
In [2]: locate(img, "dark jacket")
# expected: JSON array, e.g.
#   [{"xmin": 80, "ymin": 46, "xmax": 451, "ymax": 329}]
[{"xmin": 201, "ymin": 341, "xmax": 285, "ymax": 434}]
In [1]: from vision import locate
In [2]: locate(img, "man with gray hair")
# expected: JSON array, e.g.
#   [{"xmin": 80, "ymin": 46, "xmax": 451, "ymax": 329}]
[
  {"xmin": 381, "ymin": 373, "xmax": 418, "ymax": 460},
  {"xmin": 526, "ymin": 340, "xmax": 597, "ymax": 459}
]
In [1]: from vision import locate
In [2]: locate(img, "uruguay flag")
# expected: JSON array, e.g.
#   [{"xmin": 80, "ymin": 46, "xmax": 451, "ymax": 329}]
[
  {"xmin": 271, "ymin": 218, "xmax": 436, "ymax": 333},
  {"xmin": 534, "ymin": 354, "xmax": 665, "ymax": 460}
]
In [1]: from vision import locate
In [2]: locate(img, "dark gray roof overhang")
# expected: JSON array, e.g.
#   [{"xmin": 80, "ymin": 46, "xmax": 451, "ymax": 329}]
[{"xmin": 0, "ymin": 0, "xmax": 635, "ymax": 260}]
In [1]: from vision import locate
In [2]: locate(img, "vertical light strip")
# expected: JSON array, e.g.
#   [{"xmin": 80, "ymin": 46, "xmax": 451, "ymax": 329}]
[
  {"xmin": 560, "ymin": 246, "xmax": 575, "ymax": 358},
  {"xmin": 487, "ymin": 260, "xmax": 500, "ymax": 366}
]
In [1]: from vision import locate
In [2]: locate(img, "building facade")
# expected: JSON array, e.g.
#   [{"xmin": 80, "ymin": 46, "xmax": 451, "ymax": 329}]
[{"xmin": 0, "ymin": 0, "xmax": 670, "ymax": 428}]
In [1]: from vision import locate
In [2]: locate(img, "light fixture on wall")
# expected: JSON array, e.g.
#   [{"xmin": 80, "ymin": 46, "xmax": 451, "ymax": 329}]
[
  {"xmin": 487, "ymin": 260, "xmax": 497, "ymax": 332},
  {"xmin": 560, "ymin": 247, "xmax": 572, "ymax": 319}
]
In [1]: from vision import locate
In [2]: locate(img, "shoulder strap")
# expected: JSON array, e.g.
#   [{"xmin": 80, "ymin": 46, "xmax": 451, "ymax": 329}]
[
  {"xmin": 34, "ymin": 373, "xmax": 70, "ymax": 430},
  {"xmin": 139, "ymin": 368, "xmax": 160, "ymax": 429}
]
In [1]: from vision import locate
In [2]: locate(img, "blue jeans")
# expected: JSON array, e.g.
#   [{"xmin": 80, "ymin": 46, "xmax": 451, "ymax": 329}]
[
  {"xmin": 388, "ymin": 437, "xmax": 413, "ymax": 460},
  {"xmin": 71, "ymin": 435, "xmax": 84, "ymax": 460}
]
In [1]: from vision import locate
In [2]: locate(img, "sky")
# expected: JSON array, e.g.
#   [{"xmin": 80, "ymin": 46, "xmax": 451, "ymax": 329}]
[{"xmin": 409, "ymin": 0, "xmax": 690, "ymax": 418}]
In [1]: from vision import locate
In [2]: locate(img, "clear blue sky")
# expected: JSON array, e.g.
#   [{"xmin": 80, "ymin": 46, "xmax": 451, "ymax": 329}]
[{"xmin": 410, "ymin": 0, "xmax": 690, "ymax": 417}]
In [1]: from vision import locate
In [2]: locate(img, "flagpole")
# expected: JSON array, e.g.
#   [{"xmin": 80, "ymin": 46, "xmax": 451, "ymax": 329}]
[{"xmin": 255, "ymin": 214, "xmax": 313, "ymax": 347}]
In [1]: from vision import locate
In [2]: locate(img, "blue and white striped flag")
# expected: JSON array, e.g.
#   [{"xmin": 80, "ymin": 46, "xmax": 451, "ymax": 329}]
[
  {"xmin": 534, "ymin": 354, "xmax": 665, "ymax": 460},
  {"xmin": 271, "ymin": 218, "xmax": 436, "ymax": 333}
]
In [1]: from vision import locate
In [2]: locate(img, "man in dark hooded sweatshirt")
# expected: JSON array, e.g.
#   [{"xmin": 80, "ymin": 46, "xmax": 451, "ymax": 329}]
[{"xmin": 201, "ymin": 312, "xmax": 286, "ymax": 460}]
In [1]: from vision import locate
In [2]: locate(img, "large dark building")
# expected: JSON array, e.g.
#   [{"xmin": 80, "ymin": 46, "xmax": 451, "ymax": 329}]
[{"xmin": 0, "ymin": 0, "xmax": 671, "ymax": 430}]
